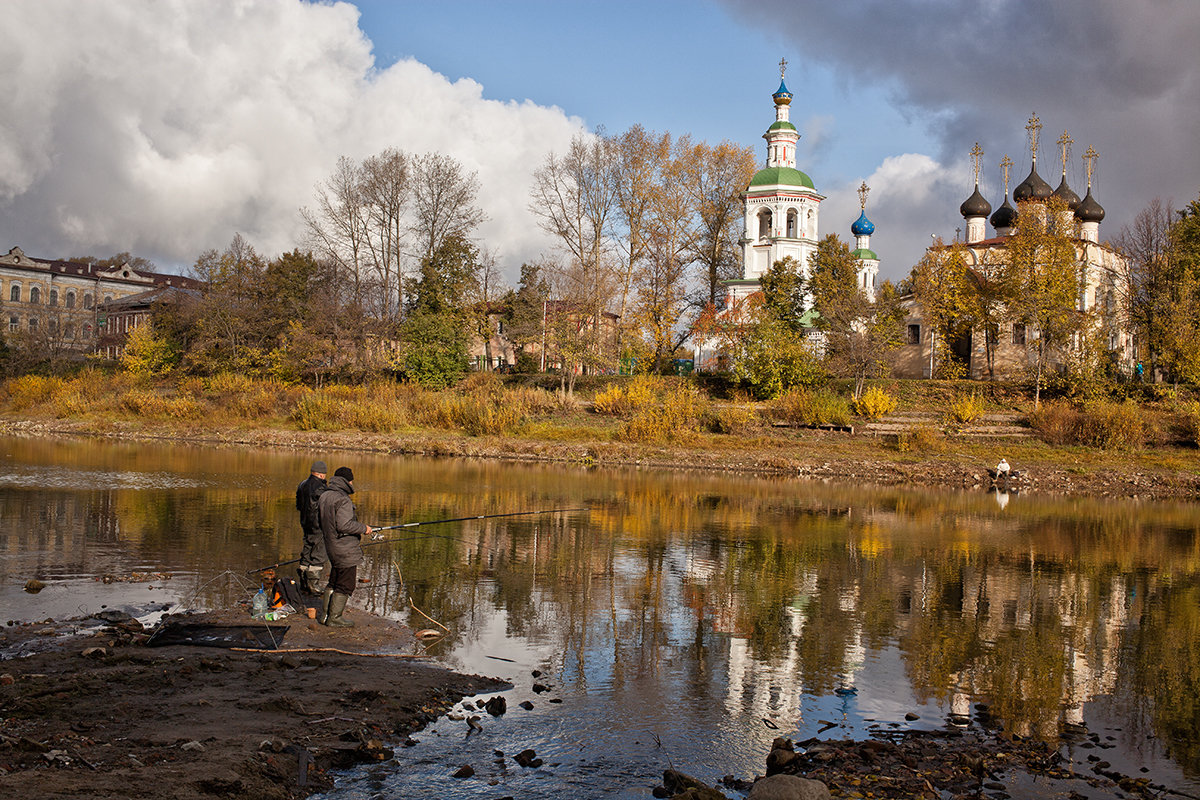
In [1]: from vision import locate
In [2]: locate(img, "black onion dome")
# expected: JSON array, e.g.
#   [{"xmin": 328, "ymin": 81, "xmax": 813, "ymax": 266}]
[
  {"xmin": 960, "ymin": 185, "xmax": 992, "ymax": 218},
  {"xmin": 1013, "ymin": 164, "xmax": 1053, "ymax": 202},
  {"xmin": 1053, "ymin": 174, "xmax": 1081, "ymax": 211},
  {"xmin": 991, "ymin": 196, "xmax": 1017, "ymax": 229},
  {"xmin": 1075, "ymin": 187, "xmax": 1105, "ymax": 223}
]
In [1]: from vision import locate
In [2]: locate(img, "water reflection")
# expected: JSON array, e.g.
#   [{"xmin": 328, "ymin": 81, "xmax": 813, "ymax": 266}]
[{"xmin": 1, "ymin": 435, "xmax": 1198, "ymax": 795}]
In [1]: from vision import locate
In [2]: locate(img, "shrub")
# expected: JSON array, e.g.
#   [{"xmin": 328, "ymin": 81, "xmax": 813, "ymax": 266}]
[
  {"xmin": 853, "ymin": 386, "xmax": 898, "ymax": 420},
  {"xmin": 1076, "ymin": 400, "xmax": 1147, "ymax": 450},
  {"xmin": 944, "ymin": 393, "xmax": 985, "ymax": 424},
  {"xmin": 291, "ymin": 391, "xmax": 341, "ymax": 431},
  {"xmin": 1178, "ymin": 400, "xmax": 1200, "ymax": 447},
  {"xmin": 1027, "ymin": 402, "xmax": 1079, "ymax": 445},
  {"xmin": 896, "ymin": 425, "xmax": 945, "ymax": 454},
  {"xmin": 5, "ymin": 375, "xmax": 65, "ymax": 410},
  {"xmin": 618, "ymin": 384, "xmax": 706, "ymax": 443},
  {"xmin": 120, "ymin": 389, "xmax": 206, "ymax": 419},
  {"xmin": 705, "ymin": 404, "xmax": 757, "ymax": 434},
  {"xmin": 592, "ymin": 376, "xmax": 660, "ymax": 417},
  {"xmin": 770, "ymin": 389, "xmax": 851, "ymax": 427},
  {"xmin": 592, "ymin": 384, "xmax": 626, "ymax": 416}
]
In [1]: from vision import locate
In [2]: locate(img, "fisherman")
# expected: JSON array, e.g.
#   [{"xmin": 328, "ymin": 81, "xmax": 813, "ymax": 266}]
[
  {"xmin": 295, "ymin": 460, "xmax": 329, "ymax": 594},
  {"xmin": 317, "ymin": 466, "xmax": 373, "ymax": 628},
  {"xmin": 995, "ymin": 457, "xmax": 1011, "ymax": 479}
]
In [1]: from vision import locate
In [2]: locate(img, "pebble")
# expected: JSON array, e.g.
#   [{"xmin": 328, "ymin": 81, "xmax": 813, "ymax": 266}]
[{"xmin": 452, "ymin": 764, "xmax": 475, "ymax": 778}]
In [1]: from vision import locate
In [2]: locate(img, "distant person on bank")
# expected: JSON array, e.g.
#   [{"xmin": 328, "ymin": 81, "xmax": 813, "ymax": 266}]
[
  {"xmin": 317, "ymin": 467, "xmax": 373, "ymax": 628},
  {"xmin": 295, "ymin": 460, "xmax": 329, "ymax": 594}
]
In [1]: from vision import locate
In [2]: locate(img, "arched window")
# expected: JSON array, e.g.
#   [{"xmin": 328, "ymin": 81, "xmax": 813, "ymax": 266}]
[
  {"xmin": 9, "ymin": 285, "xmax": 20, "ymax": 302},
  {"xmin": 84, "ymin": 293, "xmax": 94, "ymax": 309},
  {"xmin": 757, "ymin": 208, "xmax": 772, "ymax": 240},
  {"xmin": 29, "ymin": 286, "xmax": 40, "ymax": 304},
  {"xmin": 66, "ymin": 291, "xmax": 76, "ymax": 309},
  {"xmin": 103, "ymin": 294, "xmax": 112, "ymax": 304},
  {"xmin": 786, "ymin": 209, "xmax": 798, "ymax": 238},
  {"xmin": 49, "ymin": 289, "xmax": 58, "ymax": 306},
  {"xmin": 807, "ymin": 209, "xmax": 814, "ymax": 237}
]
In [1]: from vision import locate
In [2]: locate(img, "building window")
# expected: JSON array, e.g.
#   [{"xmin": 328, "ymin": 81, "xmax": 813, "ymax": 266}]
[
  {"xmin": 28, "ymin": 318, "xmax": 38, "ymax": 331},
  {"xmin": 29, "ymin": 286, "xmax": 40, "ymax": 304},
  {"xmin": 786, "ymin": 209, "xmax": 798, "ymax": 238},
  {"xmin": 758, "ymin": 208, "xmax": 772, "ymax": 240},
  {"xmin": 8, "ymin": 316, "xmax": 17, "ymax": 332},
  {"xmin": 64, "ymin": 322, "xmax": 74, "ymax": 339},
  {"xmin": 49, "ymin": 289, "xmax": 58, "ymax": 306},
  {"xmin": 66, "ymin": 291, "xmax": 76, "ymax": 309},
  {"xmin": 103, "ymin": 294, "xmax": 112, "ymax": 304},
  {"xmin": 9, "ymin": 285, "xmax": 19, "ymax": 302},
  {"xmin": 907, "ymin": 324, "xmax": 921, "ymax": 345},
  {"xmin": 1012, "ymin": 323, "xmax": 1027, "ymax": 346},
  {"xmin": 48, "ymin": 319, "xmax": 58, "ymax": 335},
  {"xmin": 84, "ymin": 293, "xmax": 94, "ymax": 309}
]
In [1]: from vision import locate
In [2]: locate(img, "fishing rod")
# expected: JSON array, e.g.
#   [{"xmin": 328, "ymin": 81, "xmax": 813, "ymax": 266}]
[{"xmin": 247, "ymin": 507, "xmax": 586, "ymax": 574}]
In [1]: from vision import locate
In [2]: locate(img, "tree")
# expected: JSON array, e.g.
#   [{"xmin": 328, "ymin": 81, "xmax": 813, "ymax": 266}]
[
  {"xmin": 999, "ymin": 197, "xmax": 1084, "ymax": 406},
  {"xmin": 503, "ymin": 261, "xmax": 551, "ymax": 370},
  {"xmin": 401, "ymin": 233, "xmax": 479, "ymax": 387},
  {"xmin": 409, "ymin": 152, "xmax": 486, "ymax": 264},
  {"xmin": 809, "ymin": 235, "xmax": 904, "ymax": 398},
  {"xmin": 1115, "ymin": 198, "xmax": 1175, "ymax": 376},
  {"xmin": 683, "ymin": 139, "xmax": 756, "ymax": 309},
  {"xmin": 120, "ymin": 321, "xmax": 179, "ymax": 377},
  {"xmin": 1158, "ymin": 195, "xmax": 1200, "ymax": 385},
  {"xmin": 909, "ymin": 239, "xmax": 973, "ymax": 379},
  {"xmin": 759, "ymin": 256, "xmax": 808, "ymax": 331},
  {"xmin": 185, "ymin": 234, "xmax": 271, "ymax": 374}
]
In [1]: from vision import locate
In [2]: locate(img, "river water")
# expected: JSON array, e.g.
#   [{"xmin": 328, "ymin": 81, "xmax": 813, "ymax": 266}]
[{"xmin": 1, "ymin": 434, "xmax": 1198, "ymax": 799}]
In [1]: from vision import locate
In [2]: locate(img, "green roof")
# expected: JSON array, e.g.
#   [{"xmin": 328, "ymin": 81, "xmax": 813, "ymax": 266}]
[
  {"xmin": 767, "ymin": 121, "xmax": 797, "ymax": 132},
  {"xmin": 749, "ymin": 166, "xmax": 815, "ymax": 190},
  {"xmin": 851, "ymin": 248, "xmax": 879, "ymax": 261},
  {"xmin": 799, "ymin": 308, "xmax": 820, "ymax": 326}
]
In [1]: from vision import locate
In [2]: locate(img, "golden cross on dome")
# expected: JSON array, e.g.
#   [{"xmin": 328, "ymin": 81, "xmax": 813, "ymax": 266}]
[
  {"xmin": 1083, "ymin": 145, "xmax": 1099, "ymax": 188},
  {"xmin": 970, "ymin": 142, "xmax": 984, "ymax": 186},
  {"xmin": 1057, "ymin": 130, "xmax": 1074, "ymax": 175},
  {"xmin": 779, "ymin": 57, "xmax": 788, "ymax": 81},
  {"xmin": 1000, "ymin": 155, "xmax": 1014, "ymax": 194},
  {"xmin": 857, "ymin": 181, "xmax": 870, "ymax": 210},
  {"xmin": 1026, "ymin": 113, "xmax": 1042, "ymax": 163}
]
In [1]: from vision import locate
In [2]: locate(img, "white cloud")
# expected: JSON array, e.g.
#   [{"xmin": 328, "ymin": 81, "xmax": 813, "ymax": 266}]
[{"xmin": 0, "ymin": 0, "xmax": 585, "ymax": 281}]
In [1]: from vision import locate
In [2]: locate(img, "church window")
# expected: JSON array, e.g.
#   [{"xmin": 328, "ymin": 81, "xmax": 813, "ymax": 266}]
[
  {"xmin": 10, "ymin": 285, "xmax": 20, "ymax": 302},
  {"xmin": 29, "ymin": 286, "xmax": 40, "ymax": 304},
  {"xmin": 757, "ymin": 209, "xmax": 772, "ymax": 240},
  {"xmin": 49, "ymin": 289, "xmax": 58, "ymax": 306},
  {"xmin": 786, "ymin": 209, "xmax": 798, "ymax": 238},
  {"xmin": 1012, "ymin": 323, "xmax": 1026, "ymax": 346},
  {"xmin": 907, "ymin": 325, "xmax": 921, "ymax": 345},
  {"xmin": 66, "ymin": 291, "xmax": 76, "ymax": 309}
]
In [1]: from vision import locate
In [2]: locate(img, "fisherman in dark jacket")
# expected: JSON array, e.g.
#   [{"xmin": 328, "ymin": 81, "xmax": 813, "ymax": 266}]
[
  {"xmin": 317, "ymin": 467, "xmax": 373, "ymax": 628},
  {"xmin": 295, "ymin": 460, "xmax": 328, "ymax": 594}
]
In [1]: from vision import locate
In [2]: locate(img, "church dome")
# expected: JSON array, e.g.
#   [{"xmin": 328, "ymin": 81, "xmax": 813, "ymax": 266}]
[
  {"xmin": 1013, "ymin": 165, "xmax": 1053, "ymax": 202},
  {"xmin": 991, "ymin": 196, "xmax": 1017, "ymax": 230},
  {"xmin": 1053, "ymin": 175, "xmax": 1081, "ymax": 211},
  {"xmin": 850, "ymin": 210, "xmax": 875, "ymax": 236},
  {"xmin": 959, "ymin": 185, "xmax": 992, "ymax": 218},
  {"xmin": 772, "ymin": 79, "xmax": 793, "ymax": 106},
  {"xmin": 749, "ymin": 166, "xmax": 814, "ymax": 190},
  {"xmin": 1075, "ymin": 187, "xmax": 1105, "ymax": 223}
]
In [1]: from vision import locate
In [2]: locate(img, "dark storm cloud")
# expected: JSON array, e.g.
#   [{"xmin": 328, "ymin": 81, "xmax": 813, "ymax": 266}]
[{"xmin": 732, "ymin": 0, "xmax": 1200, "ymax": 273}]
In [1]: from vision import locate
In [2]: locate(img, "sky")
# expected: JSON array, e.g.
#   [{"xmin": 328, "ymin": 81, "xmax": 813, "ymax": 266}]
[{"xmin": 1, "ymin": 0, "xmax": 1197, "ymax": 288}]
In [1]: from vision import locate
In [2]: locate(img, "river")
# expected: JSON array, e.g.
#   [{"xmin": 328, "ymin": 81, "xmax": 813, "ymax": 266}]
[{"xmin": 1, "ymin": 434, "xmax": 1198, "ymax": 798}]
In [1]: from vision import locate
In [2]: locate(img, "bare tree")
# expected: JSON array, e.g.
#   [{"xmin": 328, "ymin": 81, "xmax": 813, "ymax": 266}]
[
  {"xmin": 358, "ymin": 148, "xmax": 409, "ymax": 321},
  {"xmin": 410, "ymin": 152, "xmax": 485, "ymax": 264},
  {"xmin": 1115, "ymin": 197, "xmax": 1175, "ymax": 375},
  {"xmin": 302, "ymin": 156, "xmax": 370, "ymax": 302},
  {"xmin": 683, "ymin": 139, "xmax": 757, "ymax": 309}
]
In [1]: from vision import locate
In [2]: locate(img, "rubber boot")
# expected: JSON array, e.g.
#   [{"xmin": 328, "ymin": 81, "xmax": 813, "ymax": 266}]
[
  {"xmin": 324, "ymin": 592, "xmax": 354, "ymax": 628},
  {"xmin": 318, "ymin": 588, "xmax": 333, "ymax": 625}
]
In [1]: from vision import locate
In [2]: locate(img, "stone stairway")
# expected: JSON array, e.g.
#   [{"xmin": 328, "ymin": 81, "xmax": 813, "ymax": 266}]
[{"xmin": 860, "ymin": 411, "xmax": 1032, "ymax": 438}]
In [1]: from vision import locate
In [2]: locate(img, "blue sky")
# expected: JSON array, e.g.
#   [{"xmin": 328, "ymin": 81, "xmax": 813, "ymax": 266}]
[{"xmin": 1, "ymin": 1, "xmax": 1197, "ymax": 286}]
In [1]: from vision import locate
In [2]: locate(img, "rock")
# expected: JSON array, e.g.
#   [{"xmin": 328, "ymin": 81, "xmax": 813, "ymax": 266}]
[
  {"xmin": 81, "ymin": 647, "xmax": 107, "ymax": 658},
  {"xmin": 766, "ymin": 747, "xmax": 799, "ymax": 774},
  {"xmin": 519, "ymin": 700, "xmax": 534, "ymax": 710},
  {"xmin": 514, "ymin": 749, "xmax": 543, "ymax": 768},
  {"xmin": 531, "ymin": 669, "xmax": 542, "ymax": 678},
  {"xmin": 663, "ymin": 769, "xmax": 728, "ymax": 798},
  {"xmin": 181, "ymin": 741, "xmax": 205, "ymax": 752},
  {"xmin": 24, "ymin": 579, "xmax": 45, "ymax": 593},
  {"xmin": 452, "ymin": 764, "xmax": 475, "ymax": 778},
  {"xmin": 905, "ymin": 712, "xmax": 920, "ymax": 721},
  {"xmin": 747, "ymin": 774, "xmax": 832, "ymax": 800},
  {"xmin": 532, "ymin": 683, "xmax": 550, "ymax": 693},
  {"xmin": 484, "ymin": 696, "xmax": 507, "ymax": 716}
]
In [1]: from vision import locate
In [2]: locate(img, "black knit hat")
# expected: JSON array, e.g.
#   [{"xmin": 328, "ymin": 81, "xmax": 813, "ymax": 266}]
[{"xmin": 334, "ymin": 466, "xmax": 354, "ymax": 482}]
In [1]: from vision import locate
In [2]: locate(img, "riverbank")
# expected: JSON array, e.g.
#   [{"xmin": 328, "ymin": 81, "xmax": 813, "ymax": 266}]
[
  {"xmin": 3, "ymin": 414, "xmax": 1200, "ymax": 502},
  {"xmin": 0, "ymin": 608, "xmax": 506, "ymax": 799}
]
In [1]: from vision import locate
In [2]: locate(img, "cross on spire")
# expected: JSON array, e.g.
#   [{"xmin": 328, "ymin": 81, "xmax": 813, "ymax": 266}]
[
  {"xmin": 857, "ymin": 181, "xmax": 870, "ymax": 210},
  {"xmin": 1057, "ymin": 130, "xmax": 1074, "ymax": 176},
  {"xmin": 779, "ymin": 57, "xmax": 788, "ymax": 81},
  {"xmin": 970, "ymin": 142, "xmax": 983, "ymax": 186},
  {"xmin": 1000, "ymin": 155, "xmax": 1014, "ymax": 194},
  {"xmin": 1083, "ymin": 145, "xmax": 1099, "ymax": 188},
  {"xmin": 1026, "ymin": 113, "xmax": 1042, "ymax": 164}
]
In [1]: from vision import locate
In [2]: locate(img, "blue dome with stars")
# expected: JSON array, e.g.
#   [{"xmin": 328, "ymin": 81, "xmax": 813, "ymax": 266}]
[{"xmin": 851, "ymin": 210, "xmax": 875, "ymax": 236}]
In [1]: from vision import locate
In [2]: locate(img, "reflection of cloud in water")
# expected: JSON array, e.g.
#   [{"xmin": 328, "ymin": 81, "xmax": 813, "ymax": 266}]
[{"xmin": 0, "ymin": 467, "xmax": 208, "ymax": 491}]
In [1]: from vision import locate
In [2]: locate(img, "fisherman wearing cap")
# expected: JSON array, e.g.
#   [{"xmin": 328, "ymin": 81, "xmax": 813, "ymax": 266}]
[
  {"xmin": 317, "ymin": 467, "xmax": 373, "ymax": 628},
  {"xmin": 295, "ymin": 460, "xmax": 329, "ymax": 594}
]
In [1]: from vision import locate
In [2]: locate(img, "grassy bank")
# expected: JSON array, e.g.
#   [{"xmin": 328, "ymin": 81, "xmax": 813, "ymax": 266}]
[{"xmin": 3, "ymin": 369, "xmax": 1200, "ymax": 499}]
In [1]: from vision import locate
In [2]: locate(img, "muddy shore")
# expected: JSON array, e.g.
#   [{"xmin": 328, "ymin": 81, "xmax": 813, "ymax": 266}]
[{"xmin": 0, "ymin": 607, "xmax": 507, "ymax": 799}]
